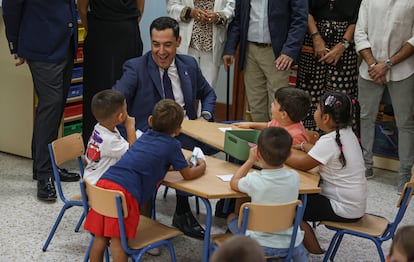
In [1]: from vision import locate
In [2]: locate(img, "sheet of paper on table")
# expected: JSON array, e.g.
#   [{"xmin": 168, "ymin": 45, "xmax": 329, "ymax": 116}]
[
  {"xmin": 218, "ymin": 127, "xmax": 232, "ymax": 132},
  {"xmin": 216, "ymin": 174, "xmax": 234, "ymax": 182}
]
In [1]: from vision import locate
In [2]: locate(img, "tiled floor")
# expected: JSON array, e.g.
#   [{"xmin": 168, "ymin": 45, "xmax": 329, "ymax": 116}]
[{"xmin": 0, "ymin": 151, "xmax": 412, "ymax": 261}]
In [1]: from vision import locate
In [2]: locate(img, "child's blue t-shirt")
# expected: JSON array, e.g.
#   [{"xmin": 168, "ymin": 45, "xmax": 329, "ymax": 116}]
[{"xmin": 100, "ymin": 129, "xmax": 188, "ymax": 205}]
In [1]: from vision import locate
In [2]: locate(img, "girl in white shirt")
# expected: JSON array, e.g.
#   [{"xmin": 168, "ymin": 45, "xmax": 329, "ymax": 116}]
[{"xmin": 286, "ymin": 91, "xmax": 367, "ymax": 254}]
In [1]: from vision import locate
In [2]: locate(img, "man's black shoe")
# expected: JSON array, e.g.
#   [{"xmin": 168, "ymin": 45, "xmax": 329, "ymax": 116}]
[
  {"xmin": 33, "ymin": 168, "xmax": 80, "ymax": 182},
  {"xmin": 172, "ymin": 211, "xmax": 205, "ymax": 239},
  {"xmin": 37, "ymin": 178, "xmax": 57, "ymax": 201},
  {"xmin": 215, "ymin": 198, "xmax": 236, "ymax": 218},
  {"xmin": 58, "ymin": 168, "xmax": 80, "ymax": 182}
]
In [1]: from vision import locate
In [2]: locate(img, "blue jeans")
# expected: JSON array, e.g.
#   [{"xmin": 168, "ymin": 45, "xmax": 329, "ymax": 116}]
[
  {"xmin": 228, "ymin": 218, "xmax": 308, "ymax": 261},
  {"xmin": 263, "ymin": 244, "xmax": 307, "ymax": 262}
]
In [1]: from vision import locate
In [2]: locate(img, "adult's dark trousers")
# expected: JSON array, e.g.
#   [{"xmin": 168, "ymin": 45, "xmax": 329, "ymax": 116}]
[
  {"xmin": 28, "ymin": 48, "xmax": 74, "ymax": 182},
  {"xmin": 82, "ymin": 16, "xmax": 143, "ymax": 146},
  {"xmin": 174, "ymin": 133, "xmax": 220, "ymax": 214}
]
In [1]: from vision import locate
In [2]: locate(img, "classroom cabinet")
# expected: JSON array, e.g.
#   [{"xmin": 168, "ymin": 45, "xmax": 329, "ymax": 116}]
[
  {"xmin": 0, "ymin": 18, "xmax": 34, "ymax": 158},
  {"xmin": 0, "ymin": 18, "xmax": 85, "ymax": 158}
]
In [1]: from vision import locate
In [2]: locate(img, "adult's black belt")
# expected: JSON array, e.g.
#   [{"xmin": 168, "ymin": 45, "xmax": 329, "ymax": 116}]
[{"xmin": 249, "ymin": 41, "xmax": 272, "ymax": 48}]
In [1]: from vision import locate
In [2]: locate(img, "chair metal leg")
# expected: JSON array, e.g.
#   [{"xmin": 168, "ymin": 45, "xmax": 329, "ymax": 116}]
[
  {"xmin": 199, "ymin": 197, "xmax": 213, "ymax": 262},
  {"xmin": 323, "ymin": 232, "xmax": 341, "ymax": 262},
  {"xmin": 163, "ymin": 186, "xmax": 169, "ymax": 199},
  {"xmin": 84, "ymin": 236, "xmax": 94, "ymax": 262},
  {"xmin": 167, "ymin": 242, "xmax": 177, "ymax": 262},
  {"xmin": 195, "ymin": 196, "xmax": 200, "ymax": 214},
  {"xmin": 374, "ymin": 240, "xmax": 385, "ymax": 262},
  {"xmin": 42, "ymin": 204, "xmax": 69, "ymax": 251},
  {"xmin": 151, "ymin": 189, "xmax": 158, "ymax": 220},
  {"xmin": 84, "ymin": 236, "xmax": 110, "ymax": 262},
  {"xmin": 330, "ymin": 233, "xmax": 345, "ymax": 260},
  {"xmin": 210, "ymin": 243, "xmax": 218, "ymax": 256},
  {"xmin": 104, "ymin": 246, "xmax": 110, "ymax": 262},
  {"xmin": 75, "ymin": 211, "xmax": 86, "ymax": 232}
]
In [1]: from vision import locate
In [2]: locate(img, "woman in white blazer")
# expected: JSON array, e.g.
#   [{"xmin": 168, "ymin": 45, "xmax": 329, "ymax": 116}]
[{"xmin": 167, "ymin": 0, "xmax": 235, "ymax": 89}]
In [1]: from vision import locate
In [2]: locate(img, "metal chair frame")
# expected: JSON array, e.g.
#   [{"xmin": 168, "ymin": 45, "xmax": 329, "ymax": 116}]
[
  {"xmin": 42, "ymin": 133, "xmax": 85, "ymax": 252},
  {"xmin": 321, "ymin": 181, "xmax": 414, "ymax": 262}
]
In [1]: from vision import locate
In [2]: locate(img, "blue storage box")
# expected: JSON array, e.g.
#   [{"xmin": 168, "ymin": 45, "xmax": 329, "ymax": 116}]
[
  {"xmin": 373, "ymin": 121, "xmax": 398, "ymax": 158},
  {"xmin": 72, "ymin": 66, "xmax": 83, "ymax": 79},
  {"xmin": 67, "ymin": 84, "xmax": 83, "ymax": 98}
]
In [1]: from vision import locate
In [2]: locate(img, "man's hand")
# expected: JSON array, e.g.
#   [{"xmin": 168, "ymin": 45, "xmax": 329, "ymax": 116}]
[
  {"xmin": 368, "ymin": 62, "xmax": 388, "ymax": 85},
  {"xmin": 196, "ymin": 116, "xmax": 208, "ymax": 122},
  {"xmin": 223, "ymin": 55, "xmax": 234, "ymax": 72},
  {"xmin": 14, "ymin": 54, "xmax": 25, "ymax": 66},
  {"xmin": 274, "ymin": 54, "xmax": 293, "ymax": 71}
]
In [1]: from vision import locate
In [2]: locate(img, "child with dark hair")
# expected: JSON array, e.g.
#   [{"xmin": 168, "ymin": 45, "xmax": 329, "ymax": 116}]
[
  {"xmin": 286, "ymin": 91, "xmax": 367, "ymax": 254},
  {"xmin": 84, "ymin": 99, "xmax": 206, "ymax": 262},
  {"xmin": 210, "ymin": 235, "xmax": 265, "ymax": 262},
  {"xmin": 84, "ymin": 89, "xmax": 136, "ymax": 185},
  {"xmin": 228, "ymin": 127, "xmax": 307, "ymax": 261},
  {"xmin": 234, "ymin": 87, "xmax": 311, "ymax": 145},
  {"xmin": 387, "ymin": 225, "xmax": 414, "ymax": 262}
]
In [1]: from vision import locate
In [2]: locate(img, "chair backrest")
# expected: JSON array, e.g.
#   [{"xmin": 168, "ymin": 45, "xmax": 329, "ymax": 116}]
[
  {"xmin": 81, "ymin": 179, "xmax": 128, "ymax": 219},
  {"xmin": 305, "ymin": 130, "xmax": 320, "ymax": 145},
  {"xmin": 383, "ymin": 179, "xmax": 414, "ymax": 241},
  {"xmin": 237, "ymin": 200, "xmax": 303, "ymax": 261},
  {"xmin": 238, "ymin": 200, "xmax": 302, "ymax": 233},
  {"xmin": 397, "ymin": 180, "xmax": 414, "ymax": 209},
  {"xmin": 48, "ymin": 133, "xmax": 85, "ymax": 201},
  {"xmin": 50, "ymin": 133, "xmax": 85, "ymax": 167},
  {"xmin": 80, "ymin": 179, "xmax": 133, "ymax": 258}
]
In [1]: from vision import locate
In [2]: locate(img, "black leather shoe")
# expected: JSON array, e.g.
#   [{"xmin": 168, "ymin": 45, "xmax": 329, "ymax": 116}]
[
  {"xmin": 172, "ymin": 211, "xmax": 205, "ymax": 239},
  {"xmin": 37, "ymin": 178, "xmax": 57, "ymax": 201},
  {"xmin": 58, "ymin": 168, "xmax": 80, "ymax": 182},
  {"xmin": 33, "ymin": 168, "xmax": 80, "ymax": 181}
]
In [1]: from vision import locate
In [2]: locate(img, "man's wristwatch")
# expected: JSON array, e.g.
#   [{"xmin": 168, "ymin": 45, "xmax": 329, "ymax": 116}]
[
  {"xmin": 385, "ymin": 59, "xmax": 393, "ymax": 69},
  {"xmin": 341, "ymin": 38, "xmax": 350, "ymax": 49},
  {"xmin": 201, "ymin": 111, "xmax": 212, "ymax": 121}
]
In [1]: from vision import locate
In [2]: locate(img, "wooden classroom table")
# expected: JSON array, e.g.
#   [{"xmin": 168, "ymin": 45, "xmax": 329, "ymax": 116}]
[
  {"xmin": 181, "ymin": 119, "xmax": 237, "ymax": 151},
  {"xmin": 181, "ymin": 119, "xmax": 320, "ymax": 193},
  {"xmin": 163, "ymin": 144, "xmax": 320, "ymax": 262}
]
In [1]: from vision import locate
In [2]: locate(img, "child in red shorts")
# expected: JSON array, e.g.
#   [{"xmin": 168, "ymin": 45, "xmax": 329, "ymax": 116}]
[{"xmin": 84, "ymin": 99, "xmax": 207, "ymax": 261}]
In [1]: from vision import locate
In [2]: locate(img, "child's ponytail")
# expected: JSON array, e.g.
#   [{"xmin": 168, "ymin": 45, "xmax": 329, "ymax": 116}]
[{"xmin": 320, "ymin": 92, "xmax": 357, "ymax": 167}]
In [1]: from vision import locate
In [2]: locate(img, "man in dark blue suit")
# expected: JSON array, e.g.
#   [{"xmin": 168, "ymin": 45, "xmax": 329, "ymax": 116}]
[
  {"xmin": 223, "ymin": 0, "xmax": 308, "ymax": 122},
  {"xmin": 2, "ymin": 0, "xmax": 80, "ymax": 201},
  {"xmin": 113, "ymin": 16, "xmax": 216, "ymax": 239}
]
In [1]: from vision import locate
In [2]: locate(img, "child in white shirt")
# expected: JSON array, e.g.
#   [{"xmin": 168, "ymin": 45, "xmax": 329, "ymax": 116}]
[
  {"xmin": 286, "ymin": 91, "xmax": 367, "ymax": 254},
  {"xmin": 228, "ymin": 127, "xmax": 307, "ymax": 261},
  {"xmin": 84, "ymin": 89, "xmax": 136, "ymax": 185}
]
